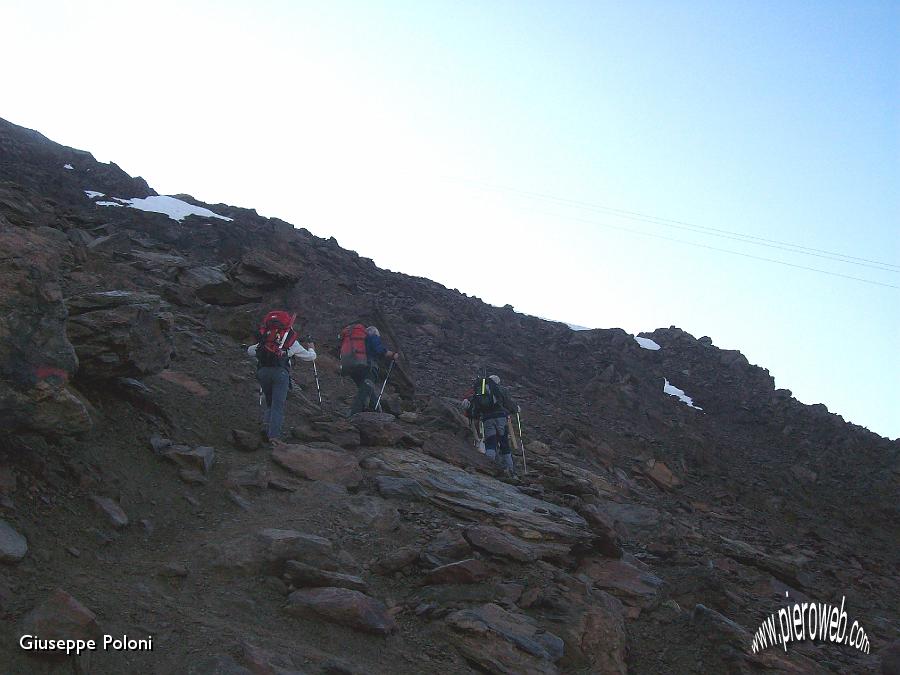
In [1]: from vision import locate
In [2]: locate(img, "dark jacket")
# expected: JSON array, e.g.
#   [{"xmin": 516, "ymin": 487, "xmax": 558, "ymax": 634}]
[
  {"xmin": 365, "ymin": 334, "xmax": 388, "ymax": 364},
  {"xmin": 469, "ymin": 379, "xmax": 517, "ymax": 421}
]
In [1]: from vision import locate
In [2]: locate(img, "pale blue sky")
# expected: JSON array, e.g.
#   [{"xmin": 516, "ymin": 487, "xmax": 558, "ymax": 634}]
[{"xmin": 2, "ymin": 1, "xmax": 897, "ymax": 438}]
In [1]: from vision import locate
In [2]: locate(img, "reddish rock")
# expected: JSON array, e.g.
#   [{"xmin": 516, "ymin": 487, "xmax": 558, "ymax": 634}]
[
  {"xmin": 90, "ymin": 495, "xmax": 128, "ymax": 529},
  {"xmin": 349, "ymin": 412, "xmax": 406, "ymax": 447},
  {"xmin": 284, "ymin": 587, "xmax": 396, "ymax": 635},
  {"xmin": 271, "ymin": 444, "xmax": 362, "ymax": 487},
  {"xmin": 156, "ymin": 370, "xmax": 210, "ymax": 396},
  {"xmin": 579, "ymin": 558, "xmax": 664, "ymax": 608},
  {"xmin": 22, "ymin": 589, "xmax": 101, "ymax": 644},
  {"xmin": 162, "ymin": 445, "xmax": 215, "ymax": 475},
  {"xmin": 464, "ymin": 525, "xmax": 539, "ymax": 562},
  {"xmin": 645, "ymin": 459, "xmax": 680, "ymax": 490},
  {"xmin": 423, "ymin": 558, "xmax": 491, "ymax": 585}
]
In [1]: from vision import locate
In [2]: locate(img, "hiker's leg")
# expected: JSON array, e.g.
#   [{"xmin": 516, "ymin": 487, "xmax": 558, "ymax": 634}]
[
  {"xmin": 257, "ymin": 368, "xmax": 275, "ymax": 435},
  {"xmin": 350, "ymin": 368, "xmax": 373, "ymax": 416},
  {"xmin": 483, "ymin": 417, "xmax": 503, "ymax": 461},
  {"xmin": 499, "ymin": 451, "xmax": 515, "ymax": 476},
  {"xmin": 266, "ymin": 368, "xmax": 291, "ymax": 440}
]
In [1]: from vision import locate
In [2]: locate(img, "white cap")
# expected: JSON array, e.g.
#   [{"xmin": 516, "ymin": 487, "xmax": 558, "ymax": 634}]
[{"xmin": 488, "ymin": 374, "xmax": 500, "ymax": 384}]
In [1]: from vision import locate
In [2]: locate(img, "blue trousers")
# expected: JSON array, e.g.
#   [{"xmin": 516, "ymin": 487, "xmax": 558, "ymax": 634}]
[{"xmin": 257, "ymin": 366, "xmax": 290, "ymax": 440}]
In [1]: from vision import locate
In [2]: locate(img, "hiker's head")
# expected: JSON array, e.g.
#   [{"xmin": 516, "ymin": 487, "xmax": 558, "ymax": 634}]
[
  {"xmin": 366, "ymin": 326, "xmax": 380, "ymax": 337},
  {"xmin": 488, "ymin": 375, "xmax": 500, "ymax": 384}
]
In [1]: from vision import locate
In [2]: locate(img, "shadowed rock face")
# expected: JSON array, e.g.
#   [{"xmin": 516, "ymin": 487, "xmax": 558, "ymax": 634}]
[
  {"xmin": 66, "ymin": 291, "xmax": 175, "ymax": 380},
  {"xmin": 0, "ymin": 220, "xmax": 92, "ymax": 437}
]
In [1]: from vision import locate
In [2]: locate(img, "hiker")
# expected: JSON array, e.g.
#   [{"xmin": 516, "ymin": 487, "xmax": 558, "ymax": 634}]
[
  {"xmin": 247, "ymin": 310, "xmax": 316, "ymax": 442},
  {"xmin": 339, "ymin": 324, "xmax": 399, "ymax": 416},
  {"xmin": 467, "ymin": 374, "xmax": 519, "ymax": 476},
  {"xmin": 460, "ymin": 385, "xmax": 485, "ymax": 453}
]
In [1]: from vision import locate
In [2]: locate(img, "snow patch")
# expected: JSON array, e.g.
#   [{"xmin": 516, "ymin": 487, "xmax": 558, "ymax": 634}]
[
  {"xmin": 63, "ymin": 164, "xmax": 74, "ymax": 170},
  {"xmin": 95, "ymin": 195, "xmax": 233, "ymax": 223},
  {"xmin": 84, "ymin": 190, "xmax": 105, "ymax": 199},
  {"xmin": 663, "ymin": 379, "xmax": 703, "ymax": 410},
  {"xmin": 567, "ymin": 323, "xmax": 592, "ymax": 331},
  {"xmin": 635, "ymin": 336, "xmax": 661, "ymax": 350}
]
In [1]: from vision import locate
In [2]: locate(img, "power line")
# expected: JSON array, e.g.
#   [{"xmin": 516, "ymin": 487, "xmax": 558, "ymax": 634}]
[
  {"xmin": 522, "ymin": 206, "xmax": 899, "ymax": 290},
  {"xmin": 444, "ymin": 177, "xmax": 900, "ymax": 272}
]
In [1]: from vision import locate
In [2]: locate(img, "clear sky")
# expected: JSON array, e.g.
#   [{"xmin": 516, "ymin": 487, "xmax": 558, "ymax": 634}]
[{"xmin": 2, "ymin": 1, "xmax": 898, "ymax": 439}]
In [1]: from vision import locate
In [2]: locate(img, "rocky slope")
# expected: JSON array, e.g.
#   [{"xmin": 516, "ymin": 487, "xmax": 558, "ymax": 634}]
[{"xmin": 0, "ymin": 116, "xmax": 898, "ymax": 674}]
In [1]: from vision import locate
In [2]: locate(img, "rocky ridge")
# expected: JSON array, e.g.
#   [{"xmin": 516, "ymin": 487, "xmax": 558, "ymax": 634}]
[{"xmin": 0, "ymin": 116, "xmax": 898, "ymax": 674}]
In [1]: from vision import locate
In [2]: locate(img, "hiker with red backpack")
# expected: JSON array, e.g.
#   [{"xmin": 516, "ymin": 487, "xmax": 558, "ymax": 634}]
[
  {"xmin": 466, "ymin": 374, "xmax": 519, "ymax": 477},
  {"xmin": 338, "ymin": 324, "xmax": 399, "ymax": 416},
  {"xmin": 247, "ymin": 311, "xmax": 316, "ymax": 442}
]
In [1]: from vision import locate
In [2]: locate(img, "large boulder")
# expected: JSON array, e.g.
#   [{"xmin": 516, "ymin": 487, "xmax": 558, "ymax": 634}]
[
  {"xmin": 66, "ymin": 290, "xmax": 174, "ymax": 380},
  {"xmin": 350, "ymin": 412, "xmax": 407, "ymax": 447},
  {"xmin": 0, "ymin": 221, "xmax": 92, "ymax": 438}
]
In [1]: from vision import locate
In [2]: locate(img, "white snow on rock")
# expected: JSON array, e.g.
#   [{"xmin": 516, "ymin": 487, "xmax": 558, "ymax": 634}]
[
  {"xmin": 95, "ymin": 195, "xmax": 233, "ymax": 223},
  {"xmin": 63, "ymin": 164, "xmax": 74, "ymax": 170},
  {"xmin": 664, "ymin": 379, "xmax": 703, "ymax": 410},
  {"xmin": 84, "ymin": 190, "xmax": 105, "ymax": 199},
  {"xmin": 635, "ymin": 336, "xmax": 661, "ymax": 350},
  {"xmin": 567, "ymin": 323, "xmax": 592, "ymax": 331}
]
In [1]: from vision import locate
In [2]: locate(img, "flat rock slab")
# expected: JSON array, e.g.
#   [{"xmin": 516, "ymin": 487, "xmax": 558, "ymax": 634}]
[
  {"xmin": 284, "ymin": 561, "xmax": 368, "ymax": 592},
  {"xmin": 464, "ymin": 525, "xmax": 540, "ymax": 562},
  {"xmin": 371, "ymin": 448, "xmax": 591, "ymax": 547},
  {"xmin": 0, "ymin": 519, "xmax": 27, "ymax": 563},
  {"xmin": 22, "ymin": 588, "xmax": 101, "ymax": 643},
  {"xmin": 213, "ymin": 528, "xmax": 347, "ymax": 574},
  {"xmin": 162, "ymin": 445, "xmax": 215, "ymax": 475},
  {"xmin": 90, "ymin": 495, "xmax": 128, "ymax": 529},
  {"xmin": 284, "ymin": 587, "xmax": 396, "ymax": 635},
  {"xmin": 422, "ymin": 558, "xmax": 491, "ymax": 585},
  {"xmin": 272, "ymin": 444, "xmax": 362, "ymax": 488},
  {"xmin": 578, "ymin": 558, "xmax": 664, "ymax": 608},
  {"xmin": 447, "ymin": 603, "xmax": 564, "ymax": 674}
]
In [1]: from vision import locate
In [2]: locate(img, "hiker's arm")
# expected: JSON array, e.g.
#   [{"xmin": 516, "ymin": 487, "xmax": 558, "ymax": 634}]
[{"xmin": 288, "ymin": 341, "xmax": 316, "ymax": 361}]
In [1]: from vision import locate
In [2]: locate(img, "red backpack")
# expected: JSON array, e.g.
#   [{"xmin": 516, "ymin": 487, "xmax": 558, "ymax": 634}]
[
  {"xmin": 256, "ymin": 311, "xmax": 297, "ymax": 368},
  {"xmin": 339, "ymin": 323, "xmax": 368, "ymax": 375}
]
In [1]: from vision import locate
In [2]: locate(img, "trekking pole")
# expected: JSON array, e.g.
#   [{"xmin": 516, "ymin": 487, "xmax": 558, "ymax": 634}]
[
  {"xmin": 302, "ymin": 334, "xmax": 323, "ymax": 407},
  {"xmin": 374, "ymin": 360, "xmax": 395, "ymax": 412},
  {"xmin": 311, "ymin": 361, "xmax": 323, "ymax": 406},
  {"xmin": 516, "ymin": 411, "xmax": 527, "ymax": 475}
]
